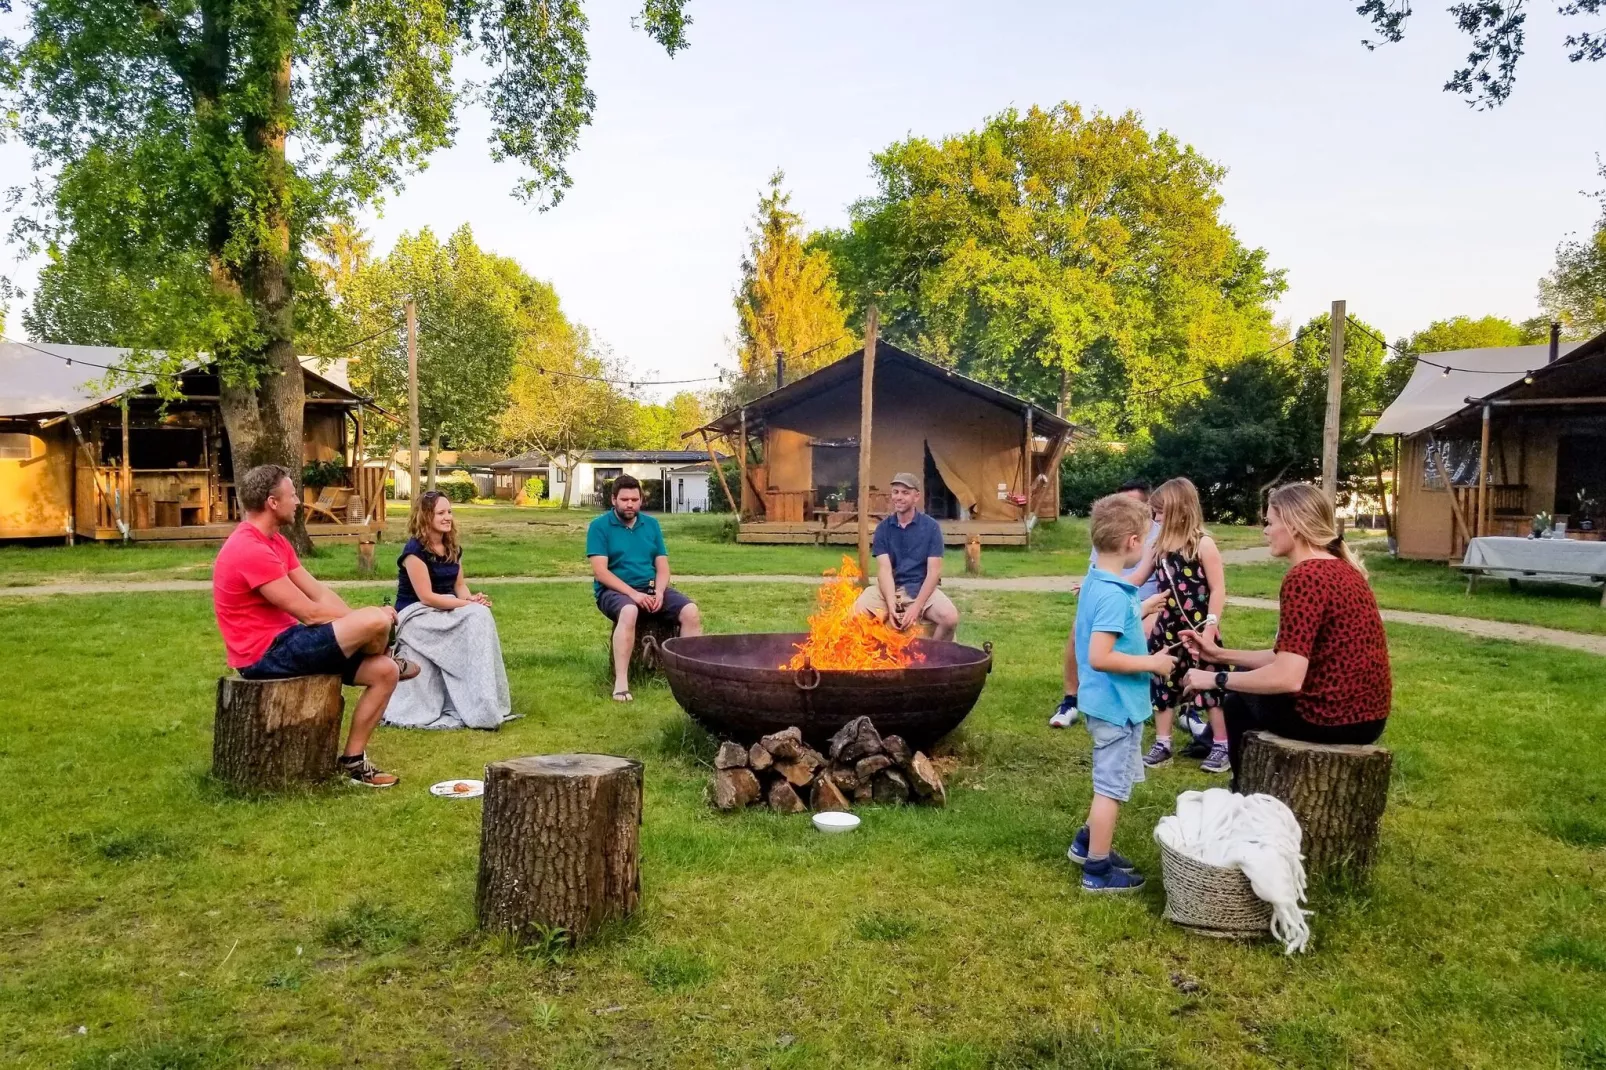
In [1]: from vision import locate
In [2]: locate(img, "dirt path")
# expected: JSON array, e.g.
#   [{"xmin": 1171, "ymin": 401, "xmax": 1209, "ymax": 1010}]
[{"xmin": 4, "ymin": 568, "xmax": 1603, "ymax": 655}]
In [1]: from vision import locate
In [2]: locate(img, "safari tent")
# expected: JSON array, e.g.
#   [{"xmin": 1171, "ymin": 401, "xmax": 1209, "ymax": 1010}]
[
  {"xmin": 1372, "ymin": 328, "xmax": 1606, "ymax": 560},
  {"xmin": 694, "ymin": 341, "xmax": 1077, "ymax": 547},
  {"xmin": 0, "ymin": 342, "xmax": 388, "ymax": 543}
]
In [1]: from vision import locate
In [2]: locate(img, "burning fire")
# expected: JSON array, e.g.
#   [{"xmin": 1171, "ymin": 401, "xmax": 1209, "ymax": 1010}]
[{"xmin": 783, "ymin": 556, "xmax": 926, "ymax": 671}]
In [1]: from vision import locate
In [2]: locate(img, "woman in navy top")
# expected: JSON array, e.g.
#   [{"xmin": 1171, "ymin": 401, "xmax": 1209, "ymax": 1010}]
[{"xmin": 383, "ymin": 490, "xmax": 511, "ymax": 730}]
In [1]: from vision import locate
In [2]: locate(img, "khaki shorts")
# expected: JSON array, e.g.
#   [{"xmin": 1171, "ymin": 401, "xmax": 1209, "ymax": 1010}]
[{"xmin": 852, "ymin": 584, "xmax": 957, "ymax": 626}]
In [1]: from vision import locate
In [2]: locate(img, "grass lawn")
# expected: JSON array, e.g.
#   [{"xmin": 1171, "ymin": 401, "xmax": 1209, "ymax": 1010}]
[
  {"xmin": 1230, "ymin": 549, "xmax": 1606, "ymax": 636},
  {"xmin": 0, "ymin": 504, "xmax": 1270, "ymax": 587},
  {"xmin": 3, "ymin": 583, "xmax": 1604, "ymax": 1067}
]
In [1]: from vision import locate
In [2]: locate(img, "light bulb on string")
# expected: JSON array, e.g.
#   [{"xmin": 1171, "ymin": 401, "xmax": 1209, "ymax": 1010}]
[
  {"xmin": 1441, "ymin": 366, "xmax": 1452, "ymax": 377},
  {"xmin": 1523, "ymin": 372, "xmax": 1534, "ymax": 385}
]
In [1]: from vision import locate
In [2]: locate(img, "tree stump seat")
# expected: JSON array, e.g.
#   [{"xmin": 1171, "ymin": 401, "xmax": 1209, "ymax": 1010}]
[
  {"xmin": 213, "ymin": 674, "xmax": 345, "ymax": 791},
  {"xmin": 477, "ymin": 754, "xmax": 643, "ymax": 945},
  {"xmin": 1238, "ymin": 731, "xmax": 1392, "ymax": 884},
  {"xmin": 605, "ymin": 613, "xmax": 680, "ymax": 678}
]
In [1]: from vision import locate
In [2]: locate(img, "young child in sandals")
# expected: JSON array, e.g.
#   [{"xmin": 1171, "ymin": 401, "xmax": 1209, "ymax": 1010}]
[{"xmin": 1127, "ymin": 477, "xmax": 1232, "ymax": 774}]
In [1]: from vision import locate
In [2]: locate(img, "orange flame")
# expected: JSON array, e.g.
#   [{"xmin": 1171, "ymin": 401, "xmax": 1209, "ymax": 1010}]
[{"xmin": 782, "ymin": 556, "xmax": 925, "ymax": 671}]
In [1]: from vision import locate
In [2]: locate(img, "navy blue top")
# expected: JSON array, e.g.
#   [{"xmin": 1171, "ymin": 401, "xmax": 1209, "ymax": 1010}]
[
  {"xmin": 396, "ymin": 538, "xmax": 462, "ymax": 611},
  {"xmin": 870, "ymin": 510, "xmax": 945, "ymax": 594}
]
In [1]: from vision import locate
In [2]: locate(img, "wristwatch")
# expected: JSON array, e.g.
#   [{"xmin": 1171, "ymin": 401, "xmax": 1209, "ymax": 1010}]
[{"xmin": 1215, "ymin": 671, "xmax": 1229, "ymax": 691}]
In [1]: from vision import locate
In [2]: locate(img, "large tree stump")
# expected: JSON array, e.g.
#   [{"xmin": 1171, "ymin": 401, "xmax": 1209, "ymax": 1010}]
[
  {"xmin": 212, "ymin": 675, "xmax": 344, "ymax": 791},
  {"xmin": 477, "ymin": 754, "xmax": 643, "ymax": 944},
  {"xmin": 1239, "ymin": 731, "xmax": 1392, "ymax": 883}
]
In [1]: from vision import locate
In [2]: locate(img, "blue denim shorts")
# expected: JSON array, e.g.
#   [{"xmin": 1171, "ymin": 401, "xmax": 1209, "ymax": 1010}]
[
  {"xmin": 1085, "ymin": 716, "xmax": 1146, "ymax": 802},
  {"xmin": 240, "ymin": 622, "xmax": 365, "ymax": 686},
  {"xmin": 596, "ymin": 585, "xmax": 693, "ymax": 626}
]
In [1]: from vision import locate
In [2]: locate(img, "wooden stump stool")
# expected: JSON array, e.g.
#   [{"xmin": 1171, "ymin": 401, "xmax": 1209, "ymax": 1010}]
[
  {"xmin": 355, "ymin": 536, "xmax": 377, "ymax": 578},
  {"xmin": 1239, "ymin": 731, "xmax": 1392, "ymax": 883},
  {"xmin": 627, "ymin": 615, "xmax": 680, "ymax": 678},
  {"xmin": 477, "ymin": 754, "xmax": 643, "ymax": 945},
  {"xmin": 213, "ymin": 675, "xmax": 344, "ymax": 791}
]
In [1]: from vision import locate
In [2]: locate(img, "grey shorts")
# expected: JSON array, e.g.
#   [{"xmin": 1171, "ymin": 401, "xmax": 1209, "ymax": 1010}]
[{"xmin": 1086, "ymin": 716, "xmax": 1146, "ymax": 802}]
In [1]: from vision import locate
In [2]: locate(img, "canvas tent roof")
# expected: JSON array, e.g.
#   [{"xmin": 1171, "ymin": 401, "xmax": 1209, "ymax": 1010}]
[
  {"xmin": 1371, "ymin": 341, "xmax": 1583, "ymax": 436},
  {"xmin": 0, "ymin": 341, "xmax": 362, "ymax": 419},
  {"xmin": 700, "ymin": 341, "xmax": 1076, "ymax": 438}
]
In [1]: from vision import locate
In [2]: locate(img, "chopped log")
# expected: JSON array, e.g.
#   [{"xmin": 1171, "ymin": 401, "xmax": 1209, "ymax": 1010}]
[
  {"xmin": 212, "ymin": 675, "xmax": 344, "ymax": 792},
  {"xmin": 767, "ymin": 779, "xmax": 806, "ymax": 814},
  {"xmin": 714, "ymin": 741, "xmax": 749, "ymax": 770},
  {"xmin": 714, "ymin": 767, "xmax": 761, "ymax": 811},
  {"xmin": 853, "ymin": 781, "xmax": 874, "ymax": 804},
  {"xmin": 831, "ymin": 716, "xmax": 884, "ymax": 763},
  {"xmin": 855, "ymin": 754, "xmax": 893, "ymax": 781},
  {"xmin": 882, "ymin": 735, "xmax": 912, "ymax": 768},
  {"xmin": 811, "ymin": 776, "xmax": 851, "ymax": 813},
  {"xmin": 964, "ymin": 533, "xmax": 982, "ymax": 575},
  {"xmin": 760, "ymin": 726, "xmax": 806, "ymax": 760},
  {"xmin": 774, "ymin": 751, "xmax": 821, "ymax": 787},
  {"xmin": 872, "ymin": 769, "xmax": 910, "ymax": 804},
  {"xmin": 748, "ymin": 743, "xmax": 774, "ymax": 772},
  {"xmin": 477, "ymin": 754, "xmax": 643, "ymax": 943},
  {"xmin": 827, "ymin": 765, "xmax": 859, "ymax": 793},
  {"xmin": 907, "ymin": 752, "xmax": 946, "ymax": 806},
  {"xmin": 1238, "ymin": 731, "xmax": 1392, "ymax": 883}
]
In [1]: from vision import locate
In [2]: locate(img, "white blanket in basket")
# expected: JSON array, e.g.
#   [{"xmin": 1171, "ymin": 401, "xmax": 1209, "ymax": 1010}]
[{"xmin": 1154, "ymin": 788, "xmax": 1311, "ymax": 954}]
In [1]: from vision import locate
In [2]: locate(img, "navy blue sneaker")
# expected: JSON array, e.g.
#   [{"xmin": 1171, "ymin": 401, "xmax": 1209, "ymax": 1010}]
[
  {"xmin": 1081, "ymin": 857, "xmax": 1146, "ymax": 893},
  {"xmin": 1066, "ymin": 826, "xmax": 1135, "ymax": 872}
]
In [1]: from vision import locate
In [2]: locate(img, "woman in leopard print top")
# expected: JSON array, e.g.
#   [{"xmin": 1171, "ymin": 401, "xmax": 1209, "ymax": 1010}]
[{"xmin": 1180, "ymin": 483, "xmax": 1390, "ymax": 788}]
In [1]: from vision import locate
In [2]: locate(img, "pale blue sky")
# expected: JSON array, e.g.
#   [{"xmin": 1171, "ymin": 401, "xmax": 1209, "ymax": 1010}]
[{"xmin": 4, "ymin": 1, "xmax": 1604, "ymax": 397}]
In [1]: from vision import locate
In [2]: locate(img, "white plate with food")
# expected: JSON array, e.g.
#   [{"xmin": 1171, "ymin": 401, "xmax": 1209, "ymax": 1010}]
[{"xmin": 429, "ymin": 779, "xmax": 485, "ymax": 799}]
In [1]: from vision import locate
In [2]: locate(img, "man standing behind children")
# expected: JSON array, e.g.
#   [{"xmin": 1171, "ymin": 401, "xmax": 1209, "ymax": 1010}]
[{"xmin": 1065, "ymin": 492, "xmax": 1176, "ymax": 892}]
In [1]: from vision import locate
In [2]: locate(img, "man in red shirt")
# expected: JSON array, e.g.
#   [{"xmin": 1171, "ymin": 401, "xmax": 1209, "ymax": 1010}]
[{"xmin": 213, "ymin": 464, "xmax": 417, "ymax": 787}]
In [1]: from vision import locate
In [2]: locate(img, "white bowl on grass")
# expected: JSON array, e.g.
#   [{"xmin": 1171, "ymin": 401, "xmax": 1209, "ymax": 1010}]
[{"xmin": 812, "ymin": 811, "xmax": 860, "ymax": 834}]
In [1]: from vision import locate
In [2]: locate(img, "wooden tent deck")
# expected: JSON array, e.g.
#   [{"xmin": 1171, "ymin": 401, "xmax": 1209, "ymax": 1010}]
[
  {"xmin": 736, "ymin": 519, "xmax": 1028, "ymax": 547},
  {"xmin": 84, "ymin": 520, "xmax": 381, "ymax": 545}
]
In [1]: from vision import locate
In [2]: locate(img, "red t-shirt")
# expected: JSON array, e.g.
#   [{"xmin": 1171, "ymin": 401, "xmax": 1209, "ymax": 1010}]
[
  {"xmin": 1275, "ymin": 557, "xmax": 1392, "ymax": 727},
  {"xmin": 213, "ymin": 522, "xmax": 301, "ymax": 668}
]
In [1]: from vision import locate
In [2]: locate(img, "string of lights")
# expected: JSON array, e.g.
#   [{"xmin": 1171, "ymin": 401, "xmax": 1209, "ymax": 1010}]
[{"xmin": 1343, "ymin": 315, "xmax": 1534, "ymax": 380}]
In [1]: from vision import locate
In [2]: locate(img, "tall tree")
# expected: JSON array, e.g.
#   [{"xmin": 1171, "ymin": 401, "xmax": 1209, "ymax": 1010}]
[
  {"xmin": 633, "ymin": 391, "xmax": 713, "ymax": 450},
  {"xmin": 1357, "ymin": 1, "xmax": 1603, "ymax": 109},
  {"xmin": 1402, "ymin": 314, "xmax": 1547, "ymax": 353},
  {"xmin": 5, "ymin": 0, "xmax": 689, "ymax": 546},
  {"xmin": 1539, "ymin": 161, "xmax": 1606, "ymax": 339},
  {"xmin": 813, "ymin": 104, "xmax": 1283, "ymax": 436},
  {"xmin": 732, "ymin": 171, "xmax": 855, "ymax": 399},
  {"xmin": 342, "ymin": 226, "xmax": 520, "ymax": 489}
]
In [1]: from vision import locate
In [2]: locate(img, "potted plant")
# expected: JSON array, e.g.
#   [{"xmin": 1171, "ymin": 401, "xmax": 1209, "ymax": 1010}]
[
  {"xmin": 1576, "ymin": 488, "xmax": 1598, "ymax": 532},
  {"xmin": 1530, "ymin": 511, "xmax": 1553, "ymax": 539}
]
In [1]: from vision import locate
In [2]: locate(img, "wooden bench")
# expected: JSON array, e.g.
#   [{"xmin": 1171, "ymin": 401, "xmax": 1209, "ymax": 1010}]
[
  {"xmin": 1456, "ymin": 563, "xmax": 1606, "ymax": 606},
  {"xmin": 1238, "ymin": 731, "xmax": 1392, "ymax": 885},
  {"xmin": 213, "ymin": 675, "xmax": 345, "ymax": 791}
]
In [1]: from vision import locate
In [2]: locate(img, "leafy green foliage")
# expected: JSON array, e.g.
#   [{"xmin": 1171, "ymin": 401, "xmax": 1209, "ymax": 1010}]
[
  {"xmin": 1540, "ymin": 160, "xmax": 1606, "ymax": 340},
  {"xmin": 301, "ymin": 459, "xmax": 348, "ymax": 489},
  {"xmin": 814, "ymin": 103, "xmax": 1283, "ymax": 437},
  {"xmin": 632, "ymin": 391, "xmax": 713, "ymax": 450},
  {"xmin": 1059, "ymin": 441, "xmax": 1151, "ymax": 515}
]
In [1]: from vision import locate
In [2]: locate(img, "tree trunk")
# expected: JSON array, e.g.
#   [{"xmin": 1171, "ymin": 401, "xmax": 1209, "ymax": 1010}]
[
  {"xmin": 1238, "ymin": 731, "xmax": 1392, "ymax": 884},
  {"xmin": 561, "ymin": 460, "xmax": 575, "ymax": 509},
  {"xmin": 427, "ymin": 431, "xmax": 440, "ymax": 491},
  {"xmin": 477, "ymin": 754, "xmax": 642, "ymax": 943},
  {"xmin": 213, "ymin": 675, "xmax": 344, "ymax": 791}
]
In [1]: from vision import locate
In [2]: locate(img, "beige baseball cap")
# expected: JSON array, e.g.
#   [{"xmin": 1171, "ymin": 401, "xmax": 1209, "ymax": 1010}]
[{"xmin": 889, "ymin": 472, "xmax": 921, "ymax": 490}]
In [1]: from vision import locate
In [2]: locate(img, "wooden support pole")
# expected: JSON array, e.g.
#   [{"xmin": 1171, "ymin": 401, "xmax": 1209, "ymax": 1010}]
[
  {"xmin": 1476, "ymin": 404, "xmax": 1491, "ymax": 538},
  {"xmin": 738, "ymin": 408, "xmax": 749, "ymax": 520},
  {"xmin": 1428, "ymin": 435, "xmax": 1473, "ymax": 553},
  {"xmin": 120, "ymin": 400, "xmax": 132, "ymax": 542},
  {"xmin": 406, "ymin": 299, "xmax": 420, "ymax": 500},
  {"xmin": 704, "ymin": 431, "xmax": 738, "ymax": 514},
  {"xmin": 1369, "ymin": 438, "xmax": 1393, "ymax": 542},
  {"xmin": 1322, "ymin": 300, "xmax": 1346, "ymax": 507},
  {"xmin": 857, "ymin": 307, "xmax": 879, "ymax": 580},
  {"xmin": 1022, "ymin": 406, "xmax": 1034, "ymax": 547}
]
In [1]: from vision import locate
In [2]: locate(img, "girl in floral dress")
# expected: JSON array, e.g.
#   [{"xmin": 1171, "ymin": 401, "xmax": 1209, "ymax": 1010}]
[{"xmin": 1129, "ymin": 478, "xmax": 1232, "ymax": 774}]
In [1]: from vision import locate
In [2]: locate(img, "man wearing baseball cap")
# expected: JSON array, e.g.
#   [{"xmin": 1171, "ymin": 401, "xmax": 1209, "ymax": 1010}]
[{"xmin": 852, "ymin": 472, "xmax": 960, "ymax": 640}]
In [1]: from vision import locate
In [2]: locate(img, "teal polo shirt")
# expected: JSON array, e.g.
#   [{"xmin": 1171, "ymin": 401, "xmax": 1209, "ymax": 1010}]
[
  {"xmin": 586, "ymin": 509, "xmax": 668, "ymax": 598},
  {"xmin": 1073, "ymin": 567, "xmax": 1153, "ymax": 726}
]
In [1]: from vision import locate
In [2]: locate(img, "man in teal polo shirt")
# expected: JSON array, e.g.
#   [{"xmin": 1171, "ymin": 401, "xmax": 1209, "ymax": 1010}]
[{"xmin": 587, "ymin": 474, "xmax": 702, "ymax": 702}]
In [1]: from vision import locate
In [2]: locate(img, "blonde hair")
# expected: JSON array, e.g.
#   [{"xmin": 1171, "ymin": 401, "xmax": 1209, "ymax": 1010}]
[
  {"xmin": 408, "ymin": 490, "xmax": 462, "ymax": 562},
  {"xmin": 1151, "ymin": 477, "xmax": 1207, "ymax": 560},
  {"xmin": 1268, "ymin": 483, "xmax": 1366, "ymax": 577},
  {"xmin": 1090, "ymin": 492, "xmax": 1152, "ymax": 554}
]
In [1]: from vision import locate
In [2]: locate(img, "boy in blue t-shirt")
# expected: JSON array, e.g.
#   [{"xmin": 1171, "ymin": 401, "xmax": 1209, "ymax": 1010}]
[{"xmin": 1067, "ymin": 492, "xmax": 1176, "ymax": 892}]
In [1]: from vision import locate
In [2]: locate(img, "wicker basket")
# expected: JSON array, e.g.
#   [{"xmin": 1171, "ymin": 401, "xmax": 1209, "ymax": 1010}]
[{"xmin": 1157, "ymin": 839, "xmax": 1273, "ymax": 940}]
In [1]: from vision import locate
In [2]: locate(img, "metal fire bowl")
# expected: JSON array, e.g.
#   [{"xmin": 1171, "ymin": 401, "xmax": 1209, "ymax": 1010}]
[{"xmin": 657, "ymin": 632, "xmax": 993, "ymax": 748}]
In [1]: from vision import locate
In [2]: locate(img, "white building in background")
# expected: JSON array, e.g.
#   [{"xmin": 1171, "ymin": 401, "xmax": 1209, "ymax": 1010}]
[{"xmin": 489, "ymin": 449, "xmax": 725, "ymax": 509}]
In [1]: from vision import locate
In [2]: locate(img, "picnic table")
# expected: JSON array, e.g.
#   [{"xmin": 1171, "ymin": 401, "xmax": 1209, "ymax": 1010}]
[{"xmin": 1458, "ymin": 536, "xmax": 1606, "ymax": 606}]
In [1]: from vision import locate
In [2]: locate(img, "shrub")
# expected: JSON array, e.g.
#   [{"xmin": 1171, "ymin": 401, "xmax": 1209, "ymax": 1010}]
[
  {"xmin": 1059, "ymin": 440, "xmax": 1150, "ymax": 515},
  {"xmin": 522, "ymin": 476, "xmax": 546, "ymax": 501},
  {"xmin": 439, "ymin": 480, "xmax": 476, "ymax": 504},
  {"xmin": 705, "ymin": 461, "xmax": 740, "ymax": 513},
  {"xmin": 301, "ymin": 458, "xmax": 348, "ymax": 489}
]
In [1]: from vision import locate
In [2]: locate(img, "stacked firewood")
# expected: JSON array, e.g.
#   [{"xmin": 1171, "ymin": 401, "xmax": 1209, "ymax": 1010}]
[{"xmin": 710, "ymin": 716, "xmax": 946, "ymax": 813}]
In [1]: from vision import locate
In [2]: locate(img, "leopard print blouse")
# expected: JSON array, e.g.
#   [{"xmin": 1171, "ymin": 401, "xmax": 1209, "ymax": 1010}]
[{"xmin": 1275, "ymin": 558, "xmax": 1391, "ymax": 726}]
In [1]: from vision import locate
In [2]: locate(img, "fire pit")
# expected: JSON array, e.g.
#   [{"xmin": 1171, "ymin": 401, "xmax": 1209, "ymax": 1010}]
[{"xmin": 657, "ymin": 632, "xmax": 992, "ymax": 748}]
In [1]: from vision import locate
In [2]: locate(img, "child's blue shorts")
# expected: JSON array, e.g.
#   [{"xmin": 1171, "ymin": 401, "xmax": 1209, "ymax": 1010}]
[{"xmin": 1086, "ymin": 716, "xmax": 1146, "ymax": 802}]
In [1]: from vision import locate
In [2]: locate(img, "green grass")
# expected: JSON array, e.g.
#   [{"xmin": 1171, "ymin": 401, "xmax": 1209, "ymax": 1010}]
[
  {"xmin": 1228, "ymin": 548, "xmax": 1606, "ymax": 635},
  {"xmin": 2, "ymin": 583, "xmax": 1604, "ymax": 1067},
  {"xmin": 0, "ymin": 503, "xmax": 1270, "ymax": 587}
]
